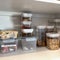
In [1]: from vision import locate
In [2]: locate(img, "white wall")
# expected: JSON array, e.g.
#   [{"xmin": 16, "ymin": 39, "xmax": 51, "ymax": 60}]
[
  {"xmin": 0, "ymin": 11, "xmax": 20, "ymax": 30},
  {"xmin": 32, "ymin": 13, "xmax": 55, "ymax": 26},
  {"xmin": 0, "ymin": 16, "xmax": 13, "ymax": 30}
]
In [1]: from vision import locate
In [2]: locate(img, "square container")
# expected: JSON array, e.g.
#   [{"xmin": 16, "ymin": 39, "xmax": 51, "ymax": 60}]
[
  {"xmin": 1, "ymin": 44, "xmax": 17, "ymax": 53},
  {"xmin": 1, "ymin": 39, "xmax": 18, "ymax": 53},
  {"xmin": 21, "ymin": 37, "xmax": 37, "ymax": 51}
]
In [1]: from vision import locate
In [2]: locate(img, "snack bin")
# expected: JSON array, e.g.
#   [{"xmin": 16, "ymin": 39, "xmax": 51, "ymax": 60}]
[
  {"xmin": 1, "ymin": 38, "xmax": 18, "ymax": 53},
  {"xmin": 46, "ymin": 33, "xmax": 60, "ymax": 50},
  {"xmin": 21, "ymin": 37, "xmax": 37, "ymax": 51},
  {"xmin": 0, "ymin": 31, "xmax": 18, "ymax": 39},
  {"xmin": 1, "ymin": 44, "xmax": 17, "ymax": 53}
]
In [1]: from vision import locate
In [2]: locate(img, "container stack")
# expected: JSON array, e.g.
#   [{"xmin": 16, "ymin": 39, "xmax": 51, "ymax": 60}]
[
  {"xmin": 20, "ymin": 12, "xmax": 37, "ymax": 51},
  {"xmin": 21, "ymin": 13, "xmax": 33, "ymax": 37},
  {"xmin": 0, "ymin": 31, "xmax": 18, "ymax": 53}
]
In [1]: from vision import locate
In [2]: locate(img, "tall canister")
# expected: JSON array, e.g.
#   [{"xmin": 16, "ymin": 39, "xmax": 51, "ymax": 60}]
[
  {"xmin": 37, "ymin": 26, "xmax": 46, "ymax": 46},
  {"xmin": 46, "ymin": 33, "xmax": 60, "ymax": 50}
]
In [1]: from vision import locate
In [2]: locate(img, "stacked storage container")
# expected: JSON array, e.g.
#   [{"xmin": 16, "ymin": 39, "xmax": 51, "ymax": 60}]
[
  {"xmin": 21, "ymin": 12, "xmax": 37, "ymax": 51},
  {"xmin": 0, "ymin": 31, "xmax": 18, "ymax": 53}
]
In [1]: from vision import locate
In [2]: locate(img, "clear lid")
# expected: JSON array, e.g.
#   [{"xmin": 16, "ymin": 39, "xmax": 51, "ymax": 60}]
[
  {"xmin": 37, "ymin": 26, "xmax": 46, "ymax": 29},
  {"xmin": 46, "ymin": 26, "xmax": 54, "ymax": 29},
  {"xmin": 22, "ymin": 13, "xmax": 32, "ymax": 17},
  {"xmin": 22, "ymin": 29, "xmax": 34, "ymax": 33},
  {"xmin": 46, "ymin": 33, "xmax": 60, "ymax": 38},
  {"xmin": 22, "ymin": 21, "xmax": 32, "ymax": 25}
]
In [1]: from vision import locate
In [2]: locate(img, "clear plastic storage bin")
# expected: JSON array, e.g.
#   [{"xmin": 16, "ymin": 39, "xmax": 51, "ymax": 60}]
[
  {"xmin": 21, "ymin": 37, "xmax": 37, "ymax": 51},
  {"xmin": 1, "ymin": 38, "xmax": 18, "ymax": 53}
]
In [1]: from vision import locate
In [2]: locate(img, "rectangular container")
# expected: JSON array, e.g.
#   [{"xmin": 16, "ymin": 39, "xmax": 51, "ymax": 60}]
[
  {"xmin": 1, "ymin": 44, "xmax": 17, "ymax": 53},
  {"xmin": 21, "ymin": 37, "xmax": 37, "ymax": 51},
  {"xmin": 0, "ymin": 31, "xmax": 18, "ymax": 39},
  {"xmin": 1, "ymin": 39, "xmax": 18, "ymax": 53}
]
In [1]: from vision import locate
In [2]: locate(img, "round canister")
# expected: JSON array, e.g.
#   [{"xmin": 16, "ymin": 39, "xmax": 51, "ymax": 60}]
[
  {"xmin": 46, "ymin": 26, "xmax": 54, "ymax": 33},
  {"xmin": 57, "ymin": 31, "xmax": 60, "ymax": 47},
  {"xmin": 37, "ymin": 26, "xmax": 46, "ymax": 46},
  {"xmin": 46, "ymin": 33, "xmax": 60, "ymax": 50}
]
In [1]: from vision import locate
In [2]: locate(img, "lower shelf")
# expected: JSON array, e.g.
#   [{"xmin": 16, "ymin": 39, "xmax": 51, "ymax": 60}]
[{"xmin": 0, "ymin": 47, "xmax": 47, "ymax": 57}]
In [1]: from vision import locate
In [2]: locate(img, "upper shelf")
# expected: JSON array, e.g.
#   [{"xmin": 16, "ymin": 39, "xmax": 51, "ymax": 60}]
[
  {"xmin": 0, "ymin": 0, "xmax": 60, "ymax": 14},
  {"xmin": 35, "ymin": 0, "xmax": 60, "ymax": 4}
]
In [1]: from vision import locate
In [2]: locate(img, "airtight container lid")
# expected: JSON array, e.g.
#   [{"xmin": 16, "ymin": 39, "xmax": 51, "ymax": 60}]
[
  {"xmin": 22, "ymin": 29, "xmax": 34, "ymax": 33},
  {"xmin": 46, "ymin": 33, "xmax": 60, "ymax": 38},
  {"xmin": 22, "ymin": 13, "xmax": 32, "ymax": 17},
  {"xmin": 26, "ymin": 37, "xmax": 37, "ymax": 41},
  {"xmin": 46, "ymin": 26, "xmax": 54, "ymax": 29},
  {"xmin": 37, "ymin": 26, "xmax": 46, "ymax": 29},
  {"xmin": 22, "ymin": 21, "xmax": 32, "ymax": 25}
]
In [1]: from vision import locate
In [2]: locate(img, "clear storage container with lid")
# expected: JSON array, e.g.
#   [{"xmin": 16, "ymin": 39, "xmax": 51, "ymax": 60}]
[
  {"xmin": 46, "ymin": 33, "xmax": 60, "ymax": 50},
  {"xmin": 37, "ymin": 26, "xmax": 46, "ymax": 46},
  {"xmin": 21, "ymin": 37, "xmax": 37, "ymax": 51},
  {"xmin": 46, "ymin": 26, "xmax": 54, "ymax": 33}
]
